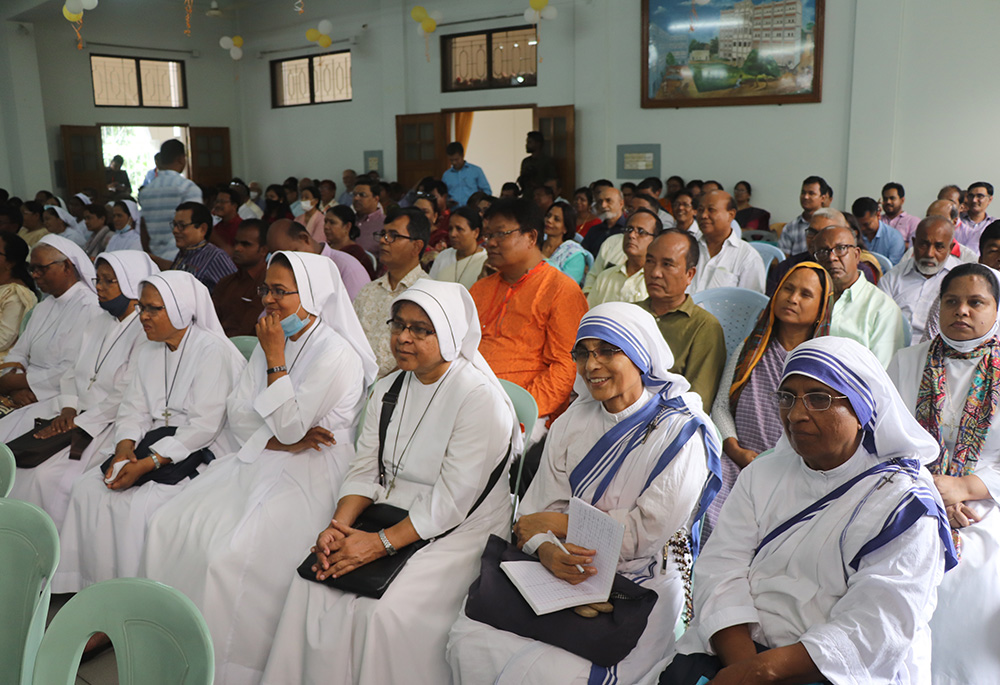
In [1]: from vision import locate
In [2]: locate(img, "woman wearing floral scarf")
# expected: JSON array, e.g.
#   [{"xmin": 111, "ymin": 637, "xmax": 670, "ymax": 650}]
[{"xmin": 888, "ymin": 262, "xmax": 1000, "ymax": 684}]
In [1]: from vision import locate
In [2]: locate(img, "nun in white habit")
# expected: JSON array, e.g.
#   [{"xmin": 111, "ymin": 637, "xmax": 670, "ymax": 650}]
[
  {"xmin": 888, "ymin": 263, "xmax": 1000, "ymax": 684},
  {"xmin": 261, "ymin": 279, "xmax": 519, "ymax": 685},
  {"xmin": 54, "ymin": 270, "xmax": 245, "ymax": 593},
  {"xmin": 651, "ymin": 337, "xmax": 955, "ymax": 685},
  {"xmin": 141, "ymin": 251, "xmax": 377, "ymax": 685},
  {"xmin": 447, "ymin": 302, "xmax": 722, "ymax": 685},
  {"xmin": 0, "ymin": 235, "xmax": 100, "ymax": 412},
  {"xmin": 3, "ymin": 251, "xmax": 158, "ymax": 528}
]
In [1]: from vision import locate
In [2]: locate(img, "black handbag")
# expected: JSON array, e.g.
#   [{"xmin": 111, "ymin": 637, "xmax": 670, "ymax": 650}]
[
  {"xmin": 10, "ymin": 417, "xmax": 93, "ymax": 468},
  {"xmin": 297, "ymin": 372, "xmax": 508, "ymax": 599},
  {"xmin": 99, "ymin": 426, "xmax": 214, "ymax": 487},
  {"xmin": 464, "ymin": 534, "xmax": 659, "ymax": 668}
]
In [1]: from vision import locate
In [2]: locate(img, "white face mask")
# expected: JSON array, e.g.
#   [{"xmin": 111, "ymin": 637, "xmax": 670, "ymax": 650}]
[
  {"xmin": 249, "ymin": 191, "xmax": 259, "ymax": 200},
  {"xmin": 941, "ymin": 318, "xmax": 999, "ymax": 353},
  {"xmin": 300, "ymin": 199, "xmax": 314, "ymax": 211}
]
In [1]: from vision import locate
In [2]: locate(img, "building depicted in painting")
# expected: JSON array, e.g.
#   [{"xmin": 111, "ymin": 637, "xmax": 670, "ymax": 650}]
[{"xmin": 719, "ymin": 0, "xmax": 803, "ymax": 68}]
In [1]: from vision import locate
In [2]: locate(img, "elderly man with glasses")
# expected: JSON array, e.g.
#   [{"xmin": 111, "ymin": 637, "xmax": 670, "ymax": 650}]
[
  {"xmin": 352, "ymin": 207, "xmax": 429, "ymax": 377},
  {"xmin": 812, "ymin": 216, "xmax": 905, "ymax": 367},
  {"xmin": 470, "ymin": 197, "xmax": 588, "ymax": 445}
]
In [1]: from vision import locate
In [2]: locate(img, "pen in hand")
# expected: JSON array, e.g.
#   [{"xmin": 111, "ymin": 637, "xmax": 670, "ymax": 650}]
[{"xmin": 547, "ymin": 529, "xmax": 586, "ymax": 574}]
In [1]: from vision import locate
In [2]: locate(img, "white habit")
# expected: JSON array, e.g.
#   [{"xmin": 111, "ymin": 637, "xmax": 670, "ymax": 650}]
[
  {"xmin": 878, "ymin": 255, "xmax": 961, "ymax": 341},
  {"xmin": 55, "ymin": 281, "xmax": 244, "ymax": 592},
  {"xmin": 889, "ymin": 341, "xmax": 1000, "ymax": 684}
]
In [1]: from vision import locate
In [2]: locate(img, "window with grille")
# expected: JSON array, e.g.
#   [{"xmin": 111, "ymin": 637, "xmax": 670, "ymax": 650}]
[
  {"xmin": 271, "ymin": 51, "xmax": 352, "ymax": 107},
  {"xmin": 441, "ymin": 26, "xmax": 537, "ymax": 92},
  {"xmin": 90, "ymin": 55, "xmax": 187, "ymax": 108}
]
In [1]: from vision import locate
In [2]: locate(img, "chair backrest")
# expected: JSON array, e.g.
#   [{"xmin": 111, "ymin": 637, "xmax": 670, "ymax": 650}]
[
  {"xmin": 902, "ymin": 315, "xmax": 913, "ymax": 347},
  {"xmin": 870, "ymin": 251, "xmax": 893, "ymax": 276},
  {"xmin": 0, "ymin": 442, "xmax": 14, "ymax": 497},
  {"xmin": 692, "ymin": 287, "xmax": 770, "ymax": 357},
  {"xmin": 0, "ymin": 498, "xmax": 59, "ymax": 685},
  {"xmin": 229, "ymin": 335, "xmax": 257, "ymax": 361},
  {"xmin": 770, "ymin": 222, "xmax": 786, "ymax": 236},
  {"xmin": 749, "ymin": 241, "xmax": 785, "ymax": 272},
  {"xmin": 499, "ymin": 380, "xmax": 538, "ymax": 455},
  {"xmin": 32, "ymin": 578, "xmax": 214, "ymax": 685},
  {"xmin": 18, "ymin": 306, "xmax": 33, "ymax": 336}
]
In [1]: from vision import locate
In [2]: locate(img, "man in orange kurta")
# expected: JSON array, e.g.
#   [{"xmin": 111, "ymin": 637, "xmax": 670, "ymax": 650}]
[{"xmin": 471, "ymin": 198, "xmax": 589, "ymax": 430}]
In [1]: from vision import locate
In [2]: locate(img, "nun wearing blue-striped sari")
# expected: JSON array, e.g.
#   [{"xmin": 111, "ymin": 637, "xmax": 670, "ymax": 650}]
[
  {"xmin": 447, "ymin": 301, "xmax": 722, "ymax": 685},
  {"xmin": 653, "ymin": 337, "xmax": 956, "ymax": 685}
]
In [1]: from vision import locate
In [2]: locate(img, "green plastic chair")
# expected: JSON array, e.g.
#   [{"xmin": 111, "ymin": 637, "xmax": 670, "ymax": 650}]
[
  {"xmin": 0, "ymin": 442, "xmax": 15, "ymax": 497},
  {"xmin": 18, "ymin": 306, "xmax": 33, "ymax": 336},
  {"xmin": 0, "ymin": 498, "xmax": 59, "ymax": 685},
  {"xmin": 499, "ymin": 379, "xmax": 538, "ymax": 521},
  {"xmin": 31, "ymin": 577, "xmax": 214, "ymax": 685},
  {"xmin": 230, "ymin": 335, "xmax": 258, "ymax": 361}
]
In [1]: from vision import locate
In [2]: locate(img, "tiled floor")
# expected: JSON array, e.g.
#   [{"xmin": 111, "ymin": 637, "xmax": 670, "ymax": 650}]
[{"xmin": 46, "ymin": 594, "xmax": 119, "ymax": 685}]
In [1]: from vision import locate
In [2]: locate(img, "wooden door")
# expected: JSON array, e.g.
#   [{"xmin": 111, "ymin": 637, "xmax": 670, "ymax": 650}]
[
  {"xmin": 395, "ymin": 113, "xmax": 449, "ymax": 190},
  {"xmin": 188, "ymin": 127, "xmax": 231, "ymax": 188},
  {"xmin": 60, "ymin": 125, "xmax": 106, "ymax": 197},
  {"xmin": 532, "ymin": 105, "xmax": 575, "ymax": 195}
]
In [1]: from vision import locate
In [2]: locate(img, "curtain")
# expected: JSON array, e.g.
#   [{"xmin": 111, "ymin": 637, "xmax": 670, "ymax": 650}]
[{"xmin": 454, "ymin": 111, "xmax": 474, "ymax": 149}]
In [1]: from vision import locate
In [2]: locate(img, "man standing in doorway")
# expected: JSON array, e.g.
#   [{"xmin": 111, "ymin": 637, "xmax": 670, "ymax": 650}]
[
  {"xmin": 138, "ymin": 139, "xmax": 203, "ymax": 260},
  {"xmin": 442, "ymin": 142, "xmax": 491, "ymax": 205},
  {"xmin": 517, "ymin": 131, "xmax": 557, "ymax": 199}
]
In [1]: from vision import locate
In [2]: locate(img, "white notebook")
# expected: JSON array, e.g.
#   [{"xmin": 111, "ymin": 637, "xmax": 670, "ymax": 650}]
[{"xmin": 502, "ymin": 497, "xmax": 626, "ymax": 615}]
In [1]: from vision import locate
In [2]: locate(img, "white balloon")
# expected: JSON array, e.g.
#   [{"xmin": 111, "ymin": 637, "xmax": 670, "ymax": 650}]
[
  {"xmin": 65, "ymin": 0, "xmax": 84, "ymax": 13},
  {"xmin": 416, "ymin": 23, "xmax": 426, "ymax": 36},
  {"xmin": 80, "ymin": 0, "xmax": 98, "ymax": 9},
  {"xmin": 229, "ymin": 46, "xmax": 243, "ymax": 60},
  {"xmin": 429, "ymin": 10, "xmax": 443, "ymax": 22},
  {"xmin": 523, "ymin": 8, "xmax": 540, "ymax": 23},
  {"xmin": 219, "ymin": 36, "xmax": 234, "ymax": 50},
  {"xmin": 317, "ymin": 19, "xmax": 333, "ymax": 35},
  {"xmin": 541, "ymin": 6, "xmax": 557, "ymax": 20}
]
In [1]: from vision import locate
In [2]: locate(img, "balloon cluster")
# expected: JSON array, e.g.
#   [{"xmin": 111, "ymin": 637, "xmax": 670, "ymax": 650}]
[
  {"xmin": 411, "ymin": 6, "xmax": 441, "ymax": 35},
  {"xmin": 219, "ymin": 35, "xmax": 245, "ymax": 60},
  {"xmin": 62, "ymin": 0, "xmax": 98, "ymax": 22},
  {"xmin": 306, "ymin": 19, "xmax": 335, "ymax": 48},
  {"xmin": 523, "ymin": 0, "xmax": 557, "ymax": 23}
]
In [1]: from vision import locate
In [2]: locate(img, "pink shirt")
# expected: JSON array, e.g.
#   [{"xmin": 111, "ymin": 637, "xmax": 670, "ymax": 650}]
[
  {"xmin": 295, "ymin": 211, "xmax": 326, "ymax": 245},
  {"xmin": 355, "ymin": 206, "xmax": 385, "ymax": 254},
  {"xmin": 320, "ymin": 243, "xmax": 371, "ymax": 301},
  {"xmin": 883, "ymin": 211, "xmax": 921, "ymax": 246}
]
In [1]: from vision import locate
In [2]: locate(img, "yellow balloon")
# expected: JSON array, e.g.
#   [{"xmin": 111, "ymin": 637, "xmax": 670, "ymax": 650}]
[
  {"xmin": 306, "ymin": 28, "xmax": 320, "ymax": 42},
  {"xmin": 63, "ymin": 5, "xmax": 83, "ymax": 21},
  {"xmin": 421, "ymin": 17, "xmax": 437, "ymax": 33},
  {"xmin": 529, "ymin": 0, "xmax": 549, "ymax": 9},
  {"xmin": 317, "ymin": 34, "xmax": 333, "ymax": 48},
  {"xmin": 411, "ymin": 6, "xmax": 428, "ymax": 22},
  {"xmin": 232, "ymin": 35, "xmax": 244, "ymax": 48}
]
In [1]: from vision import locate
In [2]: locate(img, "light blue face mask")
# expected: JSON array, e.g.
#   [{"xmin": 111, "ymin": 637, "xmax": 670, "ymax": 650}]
[{"xmin": 280, "ymin": 307, "xmax": 309, "ymax": 338}]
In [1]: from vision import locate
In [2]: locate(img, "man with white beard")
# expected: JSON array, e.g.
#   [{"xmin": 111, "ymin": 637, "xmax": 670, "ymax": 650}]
[
  {"xmin": 879, "ymin": 215, "xmax": 962, "ymax": 341},
  {"xmin": 581, "ymin": 187, "xmax": 629, "ymax": 292}
]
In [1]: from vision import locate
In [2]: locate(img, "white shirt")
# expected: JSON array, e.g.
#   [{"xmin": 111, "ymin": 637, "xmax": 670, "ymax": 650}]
[
  {"xmin": 583, "ymin": 234, "xmax": 627, "ymax": 294},
  {"xmin": 6, "ymin": 281, "xmax": 100, "ymax": 401},
  {"xmin": 238, "ymin": 201, "xmax": 264, "ymax": 220},
  {"xmin": 879, "ymin": 255, "xmax": 961, "ymax": 341},
  {"xmin": 586, "ymin": 263, "xmax": 648, "ymax": 308},
  {"xmin": 677, "ymin": 445, "xmax": 947, "ymax": 683},
  {"xmin": 690, "ymin": 229, "xmax": 766, "ymax": 294}
]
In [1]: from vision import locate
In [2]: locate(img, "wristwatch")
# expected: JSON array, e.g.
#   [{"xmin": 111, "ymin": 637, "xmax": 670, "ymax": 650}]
[{"xmin": 378, "ymin": 529, "xmax": 397, "ymax": 556}]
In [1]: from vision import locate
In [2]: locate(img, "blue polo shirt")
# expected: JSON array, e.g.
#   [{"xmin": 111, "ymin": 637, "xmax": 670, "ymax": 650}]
[
  {"xmin": 442, "ymin": 162, "xmax": 491, "ymax": 205},
  {"xmin": 865, "ymin": 221, "xmax": 905, "ymax": 265}
]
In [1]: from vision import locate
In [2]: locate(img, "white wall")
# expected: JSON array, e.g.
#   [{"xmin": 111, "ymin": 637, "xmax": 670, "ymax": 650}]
[
  {"xmin": 6, "ymin": 0, "xmax": 1000, "ymax": 223},
  {"xmin": 464, "ymin": 108, "xmax": 533, "ymax": 194}
]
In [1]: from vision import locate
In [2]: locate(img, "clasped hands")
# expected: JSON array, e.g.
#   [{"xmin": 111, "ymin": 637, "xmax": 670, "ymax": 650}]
[
  {"xmin": 104, "ymin": 441, "xmax": 153, "ymax": 491},
  {"xmin": 934, "ymin": 474, "xmax": 986, "ymax": 529},
  {"xmin": 309, "ymin": 519, "xmax": 386, "ymax": 581}
]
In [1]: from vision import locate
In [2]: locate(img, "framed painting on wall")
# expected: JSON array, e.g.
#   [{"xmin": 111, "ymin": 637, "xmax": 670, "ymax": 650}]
[{"xmin": 642, "ymin": 0, "xmax": 824, "ymax": 108}]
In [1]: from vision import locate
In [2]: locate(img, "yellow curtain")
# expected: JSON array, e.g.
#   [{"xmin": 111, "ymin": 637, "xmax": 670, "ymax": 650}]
[{"xmin": 454, "ymin": 111, "xmax": 474, "ymax": 149}]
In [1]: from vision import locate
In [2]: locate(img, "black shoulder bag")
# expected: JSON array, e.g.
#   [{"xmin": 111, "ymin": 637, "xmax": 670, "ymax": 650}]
[
  {"xmin": 10, "ymin": 417, "xmax": 93, "ymax": 468},
  {"xmin": 99, "ymin": 426, "xmax": 215, "ymax": 487},
  {"xmin": 297, "ymin": 372, "xmax": 509, "ymax": 599}
]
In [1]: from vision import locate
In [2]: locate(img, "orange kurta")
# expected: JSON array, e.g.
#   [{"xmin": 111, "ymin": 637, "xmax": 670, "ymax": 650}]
[{"xmin": 470, "ymin": 261, "xmax": 589, "ymax": 419}]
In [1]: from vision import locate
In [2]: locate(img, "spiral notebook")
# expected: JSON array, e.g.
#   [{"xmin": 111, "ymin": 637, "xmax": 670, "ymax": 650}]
[{"xmin": 501, "ymin": 497, "xmax": 625, "ymax": 615}]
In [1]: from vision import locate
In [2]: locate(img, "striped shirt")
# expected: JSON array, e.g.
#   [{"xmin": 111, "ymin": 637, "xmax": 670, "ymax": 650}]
[
  {"xmin": 170, "ymin": 242, "xmax": 236, "ymax": 292},
  {"xmin": 137, "ymin": 170, "xmax": 203, "ymax": 260}
]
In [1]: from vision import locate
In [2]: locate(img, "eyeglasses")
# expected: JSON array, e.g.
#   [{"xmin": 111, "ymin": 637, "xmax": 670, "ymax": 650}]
[
  {"xmin": 92, "ymin": 277, "xmax": 119, "ymax": 288},
  {"xmin": 387, "ymin": 319, "xmax": 436, "ymax": 339},
  {"xmin": 481, "ymin": 228, "xmax": 520, "ymax": 243},
  {"xmin": 376, "ymin": 230, "xmax": 419, "ymax": 244},
  {"xmin": 571, "ymin": 345, "xmax": 624, "ymax": 364},
  {"xmin": 28, "ymin": 261, "xmax": 65, "ymax": 275},
  {"xmin": 170, "ymin": 221, "xmax": 196, "ymax": 230},
  {"xmin": 136, "ymin": 303, "xmax": 166, "ymax": 315},
  {"xmin": 772, "ymin": 390, "xmax": 849, "ymax": 411},
  {"xmin": 968, "ymin": 193, "xmax": 990, "ymax": 201},
  {"xmin": 623, "ymin": 226, "xmax": 656, "ymax": 238},
  {"xmin": 257, "ymin": 285, "xmax": 299, "ymax": 299},
  {"xmin": 813, "ymin": 244, "xmax": 857, "ymax": 261}
]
